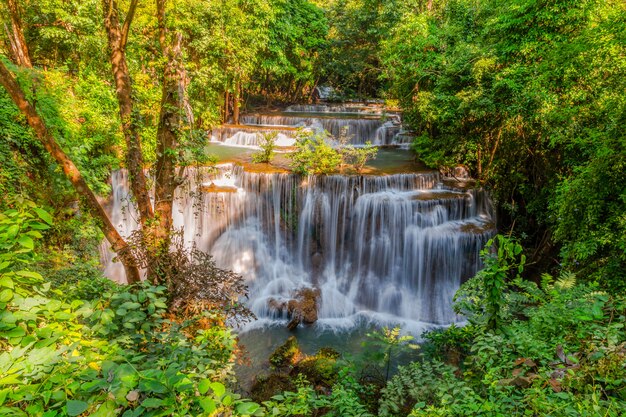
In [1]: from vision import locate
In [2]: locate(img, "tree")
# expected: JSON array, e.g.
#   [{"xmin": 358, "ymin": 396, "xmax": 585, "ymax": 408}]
[
  {"xmin": 0, "ymin": 0, "xmax": 191, "ymax": 284},
  {"xmin": 2, "ymin": 0, "xmax": 31, "ymax": 67},
  {"xmin": 289, "ymin": 129, "xmax": 342, "ymax": 175},
  {"xmin": 0, "ymin": 59, "xmax": 140, "ymax": 282},
  {"xmin": 101, "ymin": 0, "xmax": 153, "ymax": 228},
  {"xmin": 381, "ymin": 0, "xmax": 626, "ymax": 286}
]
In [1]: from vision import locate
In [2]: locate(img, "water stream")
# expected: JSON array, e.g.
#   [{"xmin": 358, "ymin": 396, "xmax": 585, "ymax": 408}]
[
  {"xmin": 102, "ymin": 166, "xmax": 494, "ymax": 333},
  {"xmin": 211, "ymin": 103, "xmax": 408, "ymax": 147},
  {"xmin": 101, "ymin": 103, "xmax": 495, "ymax": 372}
]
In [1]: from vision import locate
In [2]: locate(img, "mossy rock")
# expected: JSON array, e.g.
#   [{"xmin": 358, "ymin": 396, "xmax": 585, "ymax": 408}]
[
  {"xmin": 291, "ymin": 349, "xmax": 340, "ymax": 388},
  {"xmin": 269, "ymin": 336, "xmax": 302, "ymax": 369},
  {"xmin": 317, "ymin": 347, "xmax": 340, "ymax": 359},
  {"xmin": 249, "ymin": 373, "xmax": 295, "ymax": 403}
]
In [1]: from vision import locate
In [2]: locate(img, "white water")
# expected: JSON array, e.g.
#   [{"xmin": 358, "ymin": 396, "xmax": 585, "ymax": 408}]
[
  {"xmin": 211, "ymin": 103, "xmax": 410, "ymax": 147},
  {"xmin": 101, "ymin": 165, "xmax": 494, "ymax": 334}
]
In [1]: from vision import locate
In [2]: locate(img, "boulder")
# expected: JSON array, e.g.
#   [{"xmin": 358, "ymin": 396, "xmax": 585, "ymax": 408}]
[{"xmin": 268, "ymin": 287, "xmax": 321, "ymax": 330}]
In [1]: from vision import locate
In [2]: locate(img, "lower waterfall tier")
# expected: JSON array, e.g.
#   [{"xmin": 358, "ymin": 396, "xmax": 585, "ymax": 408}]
[{"xmin": 101, "ymin": 166, "xmax": 495, "ymax": 332}]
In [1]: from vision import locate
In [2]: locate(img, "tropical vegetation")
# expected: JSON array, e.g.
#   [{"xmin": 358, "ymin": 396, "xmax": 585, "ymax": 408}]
[{"xmin": 0, "ymin": 0, "xmax": 624, "ymax": 416}]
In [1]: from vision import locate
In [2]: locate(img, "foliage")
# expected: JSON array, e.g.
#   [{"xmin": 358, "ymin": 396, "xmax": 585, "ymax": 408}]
[
  {"xmin": 379, "ymin": 238, "xmax": 626, "ymax": 417},
  {"xmin": 340, "ymin": 142, "xmax": 378, "ymax": 174},
  {"xmin": 454, "ymin": 235, "xmax": 526, "ymax": 331},
  {"xmin": 289, "ymin": 129, "xmax": 342, "ymax": 175},
  {"xmin": 252, "ymin": 132, "xmax": 278, "ymax": 164},
  {"xmin": 321, "ymin": 0, "xmax": 403, "ymax": 98},
  {"xmin": 290, "ymin": 128, "xmax": 380, "ymax": 175},
  {"xmin": 363, "ymin": 327, "xmax": 419, "ymax": 382},
  {"xmin": 381, "ymin": 0, "xmax": 626, "ymax": 286},
  {"xmin": 0, "ymin": 203, "xmax": 263, "ymax": 416},
  {"xmin": 253, "ymin": 0, "xmax": 328, "ymax": 103},
  {"xmin": 262, "ymin": 374, "xmax": 373, "ymax": 417}
]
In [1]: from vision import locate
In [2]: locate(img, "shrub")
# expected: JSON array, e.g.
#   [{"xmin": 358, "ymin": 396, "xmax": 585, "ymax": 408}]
[
  {"xmin": 289, "ymin": 129, "xmax": 342, "ymax": 175},
  {"xmin": 0, "ymin": 202, "xmax": 262, "ymax": 416},
  {"xmin": 252, "ymin": 132, "xmax": 278, "ymax": 164}
]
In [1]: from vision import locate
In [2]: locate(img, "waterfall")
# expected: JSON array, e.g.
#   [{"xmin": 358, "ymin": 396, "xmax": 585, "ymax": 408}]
[
  {"xmin": 210, "ymin": 103, "xmax": 407, "ymax": 147},
  {"xmin": 101, "ymin": 165, "xmax": 495, "ymax": 332},
  {"xmin": 238, "ymin": 113, "xmax": 385, "ymax": 145}
]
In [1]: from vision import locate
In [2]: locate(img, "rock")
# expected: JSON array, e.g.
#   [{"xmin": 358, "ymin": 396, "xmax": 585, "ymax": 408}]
[
  {"xmin": 287, "ymin": 288, "xmax": 321, "ymax": 327},
  {"xmin": 267, "ymin": 287, "xmax": 321, "ymax": 330},
  {"xmin": 452, "ymin": 165, "xmax": 470, "ymax": 180},
  {"xmin": 250, "ymin": 373, "xmax": 294, "ymax": 403},
  {"xmin": 269, "ymin": 336, "xmax": 303, "ymax": 369}
]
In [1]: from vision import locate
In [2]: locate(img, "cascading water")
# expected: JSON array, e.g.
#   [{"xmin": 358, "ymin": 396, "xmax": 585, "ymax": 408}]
[
  {"xmin": 210, "ymin": 103, "xmax": 411, "ymax": 147},
  {"xmin": 238, "ymin": 113, "xmax": 385, "ymax": 145},
  {"xmin": 211, "ymin": 125, "xmax": 297, "ymax": 147},
  {"xmin": 101, "ymin": 165, "xmax": 495, "ymax": 334}
]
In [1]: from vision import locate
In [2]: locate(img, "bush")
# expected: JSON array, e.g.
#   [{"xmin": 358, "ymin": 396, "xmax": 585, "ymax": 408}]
[
  {"xmin": 289, "ymin": 129, "xmax": 342, "ymax": 175},
  {"xmin": 0, "ymin": 202, "xmax": 262, "ymax": 416},
  {"xmin": 252, "ymin": 132, "xmax": 278, "ymax": 164}
]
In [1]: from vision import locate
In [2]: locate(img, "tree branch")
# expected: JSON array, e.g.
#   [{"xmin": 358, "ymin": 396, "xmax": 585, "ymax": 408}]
[{"xmin": 120, "ymin": 0, "xmax": 139, "ymax": 50}]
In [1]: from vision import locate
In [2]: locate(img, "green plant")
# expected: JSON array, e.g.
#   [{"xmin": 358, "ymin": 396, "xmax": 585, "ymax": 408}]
[
  {"xmin": 252, "ymin": 132, "xmax": 278, "ymax": 164},
  {"xmin": 289, "ymin": 129, "xmax": 342, "ymax": 175},
  {"xmin": 454, "ymin": 235, "xmax": 526, "ymax": 332},
  {"xmin": 340, "ymin": 142, "xmax": 378, "ymax": 174},
  {"xmin": 0, "ymin": 202, "xmax": 262, "ymax": 416},
  {"xmin": 363, "ymin": 327, "xmax": 419, "ymax": 382}
]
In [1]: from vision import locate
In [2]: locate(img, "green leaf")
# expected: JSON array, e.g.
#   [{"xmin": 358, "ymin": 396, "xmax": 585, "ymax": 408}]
[
  {"xmin": 15, "ymin": 270, "xmax": 42, "ymax": 280},
  {"xmin": 0, "ymin": 276, "xmax": 14, "ymax": 289},
  {"xmin": 198, "ymin": 397, "xmax": 216, "ymax": 413},
  {"xmin": 209, "ymin": 382, "xmax": 225, "ymax": 398},
  {"xmin": 0, "ymin": 289, "xmax": 13, "ymax": 303},
  {"xmin": 236, "ymin": 402, "xmax": 260, "ymax": 415},
  {"xmin": 198, "ymin": 379, "xmax": 211, "ymax": 395},
  {"xmin": 141, "ymin": 398, "xmax": 164, "ymax": 408},
  {"xmin": 17, "ymin": 235, "xmax": 34, "ymax": 250},
  {"xmin": 66, "ymin": 400, "xmax": 89, "ymax": 416},
  {"xmin": 34, "ymin": 208, "xmax": 53, "ymax": 225},
  {"xmin": 89, "ymin": 400, "xmax": 116, "ymax": 417}
]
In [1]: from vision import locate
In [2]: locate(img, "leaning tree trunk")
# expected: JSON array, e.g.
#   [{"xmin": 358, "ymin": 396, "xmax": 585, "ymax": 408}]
[
  {"xmin": 0, "ymin": 61, "xmax": 141, "ymax": 283},
  {"xmin": 102, "ymin": 0, "xmax": 154, "ymax": 227},
  {"xmin": 4, "ymin": 0, "xmax": 31, "ymax": 67}
]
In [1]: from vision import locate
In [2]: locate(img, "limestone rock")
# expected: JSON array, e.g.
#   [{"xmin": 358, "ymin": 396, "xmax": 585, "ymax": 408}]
[{"xmin": 267, "ymin": 287, "xmax": 321, "ymax": 330}]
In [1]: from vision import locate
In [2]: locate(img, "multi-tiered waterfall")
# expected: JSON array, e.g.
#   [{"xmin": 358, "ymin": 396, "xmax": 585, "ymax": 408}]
[
  {"xmin": 102, "ymin": 164, "xmax": 494, "ymax": 333},
  {"xmin": 211, "ymin": 103, "xmax": 408, "ymax": 147}
]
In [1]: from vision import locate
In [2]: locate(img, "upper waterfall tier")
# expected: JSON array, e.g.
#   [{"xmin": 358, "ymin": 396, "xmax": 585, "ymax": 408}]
[
  {"xmin": 211, "ymin": 103, "xmax": 410, "ymax": 147},
  {"xmin": 101, "ymin": 166, "xmax": 495, "ymax": 332}
]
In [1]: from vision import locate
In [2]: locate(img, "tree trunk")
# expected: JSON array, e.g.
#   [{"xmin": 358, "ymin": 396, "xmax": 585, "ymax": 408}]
[
  {"xmin": 0, "ymin": 61, "xmax": 141, "ymax": 283},
  {"xmin": 102, "ymin": 0, "xmax": 154, "ymax": 227},
  {"xmin": 477, "ymin": 145, "xmax": 483, "ymax": 179},
  {"xmin": 153, "ymin": 0, "xmax": 183, "ymax": 249},
  {"xmin": 232, "ymin": 79, "xmax": 240, "ymax": 125},
  {"xmin": 4, "ymin": 0, "xmax": 31, "ymax": 67},
  {"xmin": 224, "ymin": 90, "xmax": 230, "ymax": 123}
]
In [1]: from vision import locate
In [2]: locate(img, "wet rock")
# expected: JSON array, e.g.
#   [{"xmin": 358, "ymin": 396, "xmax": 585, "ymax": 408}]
[
  {"xmin": 311, "ymin": 252, "xmax": 324, "ymax": 271},
  {"xmin": 250, "ymin": 373, "xmax": 294, "ymax": 403},
  {"xmin": 287, "ymin": 288, "xmax": 321, "ymax": 328},
  {"xmin": 267, "ymin": 287, "xmax": 321, "ymax": 330},
  {"xmin": 200, "ymin": 182, "xmax": 238, "ymax": 193},
  {"xmin": 250, "ymin": 339, "xmax": 340, "ymax": 402},
  {"xmin": 441, "ymin": 165, "xmax": 471, "ymax": 181}
]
